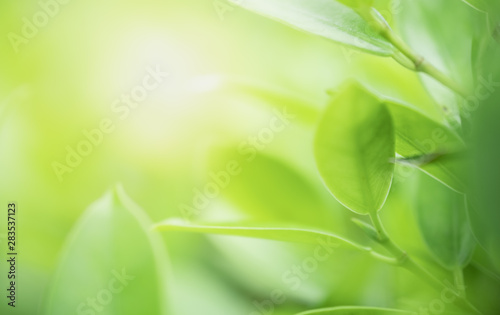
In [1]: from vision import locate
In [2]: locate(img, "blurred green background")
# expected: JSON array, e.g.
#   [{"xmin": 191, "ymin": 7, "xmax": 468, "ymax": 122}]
[{"xmin": 0, "ymin": 0, "xmax": 499, "ymax": 314}]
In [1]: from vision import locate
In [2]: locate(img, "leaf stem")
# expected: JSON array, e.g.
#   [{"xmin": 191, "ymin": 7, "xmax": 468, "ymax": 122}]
[
  {"xmin": 453, "ymin": 267, "xmax": 467, "ymax": 298},
  {"xmin": 358, "ymin": 7, "xmax": 468, "ymax": 98},
  {"xmin": 368, "ymin": 212, "xmax": 482, "ymax": 314}
]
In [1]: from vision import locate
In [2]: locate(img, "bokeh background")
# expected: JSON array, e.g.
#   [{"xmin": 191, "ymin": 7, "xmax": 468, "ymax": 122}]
[{"xmin": 1, "ymin": 0, "xmax": 499, "ymax": 314}]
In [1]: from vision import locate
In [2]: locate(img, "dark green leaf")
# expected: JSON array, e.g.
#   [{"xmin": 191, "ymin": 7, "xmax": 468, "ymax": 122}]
[
  {"xmin": 414, "ymin": 173, "xmax": 475, "ymax": 269},
  {"xmin": 469, "ymin": 67, "xmax": 500, "ymax": 270}
]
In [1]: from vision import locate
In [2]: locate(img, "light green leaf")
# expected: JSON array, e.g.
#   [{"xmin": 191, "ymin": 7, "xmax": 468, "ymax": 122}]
[
  {"xmin": 188, "ymin": 75, "xmax": 320, "ymax": 125},
  {"xmin": 171, "ymin": 263, "xmax": 252, "ymax": 315},
  {"xmin": 392, "ymin": 152, "xmax": 449, "ymax": 167},
  {"xmin": 385, "ymin": 101, "xmax": 467, "ymax": 192},
  {"xmin": 336, "ymin": 0, "xmax": 373, "ymax": 9},
  {"xmin": 44, "ymin": 185, "xmax": 170, "ymax": 315},
  {"xmin": 296, "ymin": 306, "xmax": 412, "ymax": 314},
  {"xmin": 155, "ymin": 218, "xmax": 371, "ymax": 251},
  {"xmin": 351, "ymin": 218, "xmax": 379, "ymax": 242},
  {"xmin": 397, "ymin": 0, "xmax": 477, "ymax": 119},
  {"xmin": 414, "ymin": 154, "xmax": 467, "ymax": 193},
  {"xmin": 462, "ymin": 0, "xmax": 500, "ymax": 17},
  {"xmin": 414, "ymin": 173, "xmax": 475, "ymax": 269},
  {"xmin": 228, "ymin": 0, "xmax": 395, "ymax": 55},
  {"xmin": 314, "ymin": 82, "xmax": 395, "ymax": 215},
  {"xmin": 208, "ymin": 151, "xmax": 335, "ymax": 229}
]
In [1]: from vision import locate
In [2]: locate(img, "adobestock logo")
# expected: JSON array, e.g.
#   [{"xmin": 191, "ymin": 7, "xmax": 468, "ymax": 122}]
[
  {"xmin": 417, "ymin": 280, "xmax": 466, "ymax": 315},
  {"xmin": 458, "ymin": 74, "xmax": 500, "ymax": 120},
  {"xmin": 179, "ymin": 107, "xmax": 295, "ymax": 221},
  {"xmin": 51, "ymin": 65, "xmax": 169, "ymax": 182},
  {"xmin": 8, "ymin": 0, "xmax": 74, "ymax": 53},
  {"xmin": 249, "ymin": 237, "xmax": 338, "ymax": 315},
  {"xmin": 76, "ymin": 268, "xmax": 135, "ymax": 315},
  {"xmin": 213, "ymin": 0, "xmax": 246, "ymax": 21}
]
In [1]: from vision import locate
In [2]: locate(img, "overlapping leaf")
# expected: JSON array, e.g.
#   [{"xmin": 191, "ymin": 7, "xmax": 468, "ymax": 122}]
[
  {"xmin": 228, "ymin": 0, "xmax": 394, "ymax": 55},
  {"xmin": 385, "ymin": 101, "xmax": 467, "ymax": 192}
]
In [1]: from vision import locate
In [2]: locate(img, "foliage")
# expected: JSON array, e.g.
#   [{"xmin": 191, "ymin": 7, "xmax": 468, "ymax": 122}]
[{"xmin": 2, "ymin": 0, "xmax": 500, "ymax": 314}]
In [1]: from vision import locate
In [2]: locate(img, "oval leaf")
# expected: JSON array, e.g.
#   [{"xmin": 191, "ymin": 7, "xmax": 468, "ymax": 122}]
[
  {"xmin": 155, "ymin": 218, "xmax": 371, "ymax": 251},
  {"xmin": 228, "ymin": 0, "xmax": 394, "ymax": 56},
  {"xmin": 314, "ymin": 82, "xmax": 395, "ymax": 215},
  {"xmin": 296, "ymin": 306, "xmax": 412, "ymax": 314},
  {"xmin": 44, "ymin": 185, "xmax": 170, "ymax": 315},
  {"xmin": 414, "ymin": 173, "xmax": 475, "ymax": 269},
  {"xmin": 385, "ymin": 100, "xmax": 467, "ymax": 192}
]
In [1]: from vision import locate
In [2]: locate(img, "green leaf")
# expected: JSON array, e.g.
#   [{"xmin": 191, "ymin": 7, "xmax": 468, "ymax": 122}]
[
  {"xmin": 351, "ymin": 218, "xmax": 379, "ymax": 242},
  {"xmin": 397, "ymin": 0, "xmax": 478, "ymax": 119},
  {"xmin": 207, "ymin": 151, "xmax": 335, "ymax": 229},
  {"xmin": 461, "ymin": 0, "xmax": 489, "ymax": 12},
  {"xmin": 296, "ymin": 306, "xmax": 412, "ymax": 314},
  {"xmin": 462, "ymin": 0, "xmax": 500, "ymax": 16},
  {"xmin": 155, "ymin": 218, "xmax": 371, "ymax": 251},
  {"xmin": 188, "ymin": 75, "xmax": 320, "ymax": 125},
  {"xmin": 314, "ymin": 82, "xmax": 395, "ymax": 215},
  {"xmin": 228, "ymin": 0, "xmax": 395, "ymax": 56},
  {"xmin": 44, "ymin": 185, "xmax": 170, "ymax": 315},
  {"xmin": 385, "ymin": 101, "xmax": 467, "ymax": 192},
  {"xmin": 414, "ymin": 173, "xmax": 475, "ymax": 269},
  {"xmin": 171, "ymin": 263, "xmax": 252, "ymax": 315},
  {"xmin": 392, "ymin": 152, "xmax": 449, "ymax": 167},
  {"xmin": 469, "ymin": 69, "xmax": 500, "ymax": 270},
  {"xmin": 336, "ymin": 0, "xmax": 373, "ymax": 9}
]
